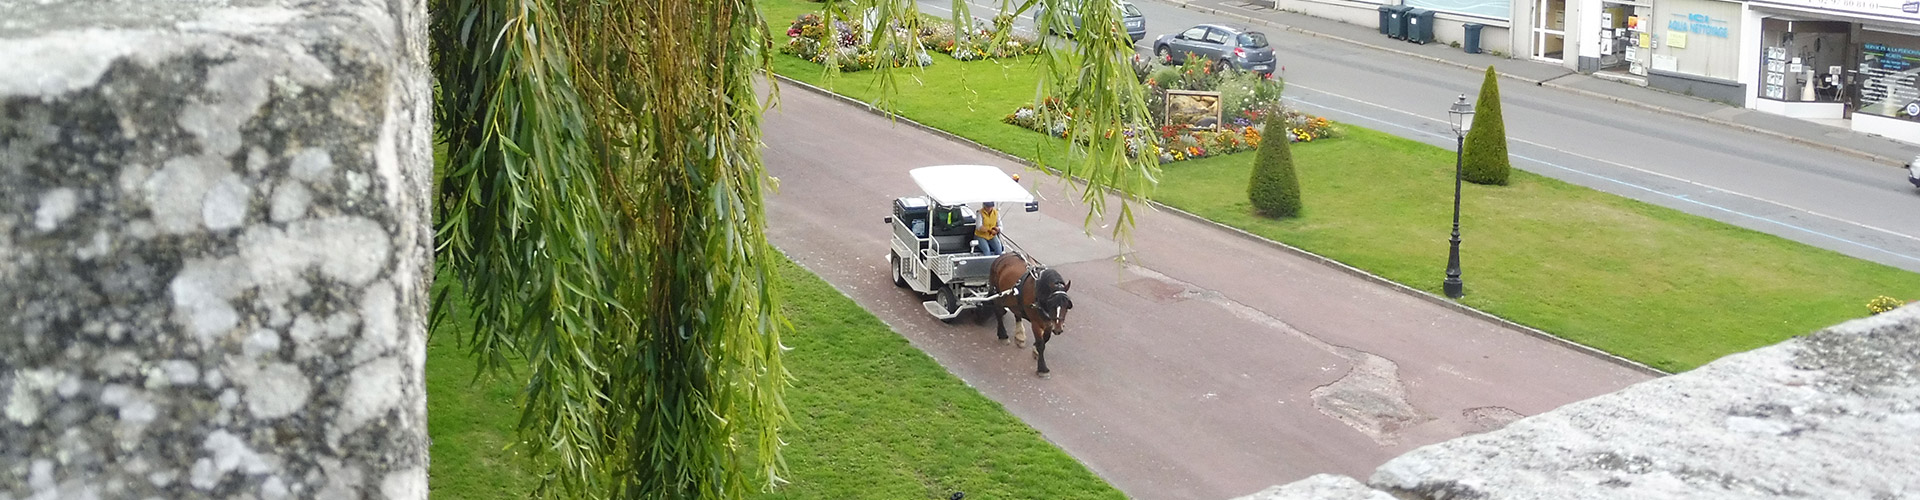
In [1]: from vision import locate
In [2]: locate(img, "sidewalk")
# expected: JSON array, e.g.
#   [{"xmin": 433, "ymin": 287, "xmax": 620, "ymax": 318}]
[{"xmin": 1159, "ymin": 0, "xmax": 1920, "ymax": 167}]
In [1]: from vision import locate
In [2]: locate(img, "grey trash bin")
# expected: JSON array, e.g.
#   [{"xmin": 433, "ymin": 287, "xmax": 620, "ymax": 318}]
[
  {"xmin": 1405, "ymin": 8, "xmax": 1436, "ymax": 44},
  {"xmin": 1378, "ymin": 5, "xmax": 1394, "ymax": 35},
  {"xmin": 1386, "ymin": 5, "xmax": 1411, "ymax": 40},
  {"xmin": 1462, "ymin": 23, "xmax": 1484, "ymax": 53}
]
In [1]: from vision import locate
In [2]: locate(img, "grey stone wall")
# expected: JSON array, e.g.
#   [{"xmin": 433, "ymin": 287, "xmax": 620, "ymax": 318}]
[
  {"xmin": 1234, "ymin": 304, "xmax": 1920, "ymax": 500},
  {"xmin": 1, "ymin": 0, "xmax": 431, "ymax": 498}
]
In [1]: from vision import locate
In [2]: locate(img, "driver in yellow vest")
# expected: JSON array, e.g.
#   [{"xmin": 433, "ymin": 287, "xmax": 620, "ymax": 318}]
[{"xmin": 976, "ymin": 201, "xmax": 1003, "ymax": 255}]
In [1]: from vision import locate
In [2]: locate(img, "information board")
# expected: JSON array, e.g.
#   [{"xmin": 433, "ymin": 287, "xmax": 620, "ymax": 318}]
[
  {"xmin": 1858, "ymin": 42, "xmax": 1920, "ymax": 120},
  {"xmin": 1763, "ymin": 46, "xmax": 1788, "ymax": 100}
]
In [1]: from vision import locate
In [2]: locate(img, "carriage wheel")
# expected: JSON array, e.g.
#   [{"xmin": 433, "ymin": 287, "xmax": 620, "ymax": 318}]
[
  {"xmin": 937, "ymin": 286, "xmax": 961, "ymax": 324},
  {"xmin": 890, "ymin": 252, "xmax": 908, "ymax": 288}
]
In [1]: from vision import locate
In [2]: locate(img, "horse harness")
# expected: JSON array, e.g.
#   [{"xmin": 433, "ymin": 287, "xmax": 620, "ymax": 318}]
[{"xmin": 1005, "ymin": 266, "xmax": 1067, "ymax": 321}]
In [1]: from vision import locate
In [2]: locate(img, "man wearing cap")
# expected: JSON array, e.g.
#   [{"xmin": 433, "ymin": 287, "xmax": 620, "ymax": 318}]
[{"xmin": 976, "ymin": 201, "xmax": 1003, "ymax": 255}]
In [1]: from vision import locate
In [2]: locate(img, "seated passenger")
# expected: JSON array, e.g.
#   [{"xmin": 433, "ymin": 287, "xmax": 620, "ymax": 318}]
[{"xmin": 976, "ymin": 201, "xmax": 1003, "ymax": 255}]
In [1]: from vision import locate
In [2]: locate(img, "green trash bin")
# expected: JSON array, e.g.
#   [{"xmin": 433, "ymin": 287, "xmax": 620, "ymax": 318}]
[
  {"xmin": 1386, "ymin": 5, "xmax": 1411, "ymax": 40},
  {"xmin": 1463, "ymin": 23, "xmax": 1485, "ymax": 53},
  {"xmin": 1405, "ymin": 8, "xmax": 1436, "ymax": 44},
  {"xmin": 1378, "ymin": 5, "xmax": 1394, "ymax": 36}
]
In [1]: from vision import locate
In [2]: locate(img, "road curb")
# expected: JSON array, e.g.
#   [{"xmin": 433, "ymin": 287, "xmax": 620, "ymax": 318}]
[
  {"xmin": 1151, "ymin": 0, "xmax": 1906, "ymax": 166},
  {"xmin": 772, "ymin": 72, "xmax": 1670, "ymax": 378}
]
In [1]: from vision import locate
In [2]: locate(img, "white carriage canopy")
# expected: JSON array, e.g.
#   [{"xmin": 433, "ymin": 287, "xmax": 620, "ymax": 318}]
[{"xmin": 910, "ymin": 165, "xmax": 1035, "ymax": 206}]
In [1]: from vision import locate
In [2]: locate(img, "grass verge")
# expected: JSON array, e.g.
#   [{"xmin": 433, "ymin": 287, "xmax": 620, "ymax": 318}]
[
  {"xmin": 758, "ymin": 0, "xmax": 1920, "ymax": 372},
  {"xmin": 425, "ymin": 280, "xmax": 540, "ymax": 497},
  {"xmin": 426, "ymin": 259, "xmax": 1122, "ymax": 498}
]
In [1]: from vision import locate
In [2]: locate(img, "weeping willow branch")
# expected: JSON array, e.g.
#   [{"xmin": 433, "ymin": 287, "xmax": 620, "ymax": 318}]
[
  {"xmin": 431, "ymin": 0, "xmax": 786, "ymax": 498},
  {"xmin": 429, "ymin": 0, "xmax": 1150, "ymax": 498},
  {"xmin": 809, "ymin": 0, "xmax": 1159, "ymax": 241}
]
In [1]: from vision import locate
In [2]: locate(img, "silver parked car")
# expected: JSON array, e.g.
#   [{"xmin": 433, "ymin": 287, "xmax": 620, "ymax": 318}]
[
  {"xmin": 1036, "ymin": 1, "xmax": 1147, "ymax": 44},
  {"xmin": 1154, "ymin": 24, "xmax": 1276, "ymax": 76}
]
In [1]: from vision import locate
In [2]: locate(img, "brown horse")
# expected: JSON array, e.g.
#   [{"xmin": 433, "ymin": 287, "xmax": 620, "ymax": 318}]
[{"xmin": 988, "ymin": 252, "xmax": 1073, "ymax": 374}]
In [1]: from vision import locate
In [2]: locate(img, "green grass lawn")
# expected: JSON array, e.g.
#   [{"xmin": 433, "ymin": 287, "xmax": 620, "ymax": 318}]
[
  {"xmin": 764, "ymin": 1, "xmax": 1086, "ymax": 171},
  {"xmin": 1157, "ymin": 129, "xmax": 1920, "ymax": 371},
  {"xmin": 755, "ymin": 258, "xmax": 1122, "ymax": 499},
  {"xmin": 759, "ymin": 0, "xmax": 1920, "ymax": 372},
  {"xmin": 426, "ymin": 259, "xmax": 1123, "ymax": 498},
  {"xmin": 425, "ymin": 280, "xmax": 541, "ymax": 498}
]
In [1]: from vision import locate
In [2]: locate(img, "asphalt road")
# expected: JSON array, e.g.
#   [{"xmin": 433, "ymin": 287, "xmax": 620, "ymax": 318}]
[
  {"xmin": 760, "ymin": 82, "xmax": 1651, "ymax": 499},
  {"xmin": 915, "ymin": 0, "xmax": 1920, "ymax": 273}
]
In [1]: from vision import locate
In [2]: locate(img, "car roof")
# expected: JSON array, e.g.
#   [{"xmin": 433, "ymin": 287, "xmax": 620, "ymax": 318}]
[
  {"xmin": 910, "ymin": 165, "xmax": 1036, "ymax": 206},
  {"xmin": 1193, "ymin": 23, "xmax": 1259, "ymax": 35}
]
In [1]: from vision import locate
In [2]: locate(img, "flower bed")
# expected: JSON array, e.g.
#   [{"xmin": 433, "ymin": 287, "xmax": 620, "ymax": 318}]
[
  {"xmin": 914, "ymin": 14, "xmax": 1042, "ymax": 61},
  {"xmin": 1003, "ymin": 58, "xmax": 1337, "ymax": 164},
  {"xmin": 780, "ymin": 13, "xmax": 933, "ymax": 71}
]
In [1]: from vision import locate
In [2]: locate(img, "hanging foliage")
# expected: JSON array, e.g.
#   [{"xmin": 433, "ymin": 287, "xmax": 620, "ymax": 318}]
[{"xmin": 428, "ymin": 0, "xmax": 1156, "ymax": 498}]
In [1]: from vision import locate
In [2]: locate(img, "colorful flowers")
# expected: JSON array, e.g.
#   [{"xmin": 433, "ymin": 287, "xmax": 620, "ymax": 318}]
[
  {"xmin": 780, "ymin": 11, "xmax": 934, "ymax": 71},
  {"xmin": 1004, "ymin": 88, "xmax": 1336, "ymax": 164}
]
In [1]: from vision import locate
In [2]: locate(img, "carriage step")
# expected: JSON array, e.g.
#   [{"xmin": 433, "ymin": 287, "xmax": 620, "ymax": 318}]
[{"xmin": 923, "ymin": 300, "xmax": 964, "ymax": 321}]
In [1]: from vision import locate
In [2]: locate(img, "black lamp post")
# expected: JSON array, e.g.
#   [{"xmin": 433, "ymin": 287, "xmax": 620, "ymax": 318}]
[{"xmin": 1444, "ymin": 94, "xmax": 1473, "ymax": 299}]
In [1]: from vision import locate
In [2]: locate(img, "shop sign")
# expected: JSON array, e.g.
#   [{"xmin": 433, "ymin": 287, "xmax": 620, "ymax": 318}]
[
  {"xmin": 1750, "ymin": 0, "xmax": 1920, "ymax": 21},
  {"xmin": 1667, "ymin": 13, "xmax": 1731, "ymax": 38},
  {"xmin": 1857, "ymin": 43, "xmax": 1920, "ymax": 121}
]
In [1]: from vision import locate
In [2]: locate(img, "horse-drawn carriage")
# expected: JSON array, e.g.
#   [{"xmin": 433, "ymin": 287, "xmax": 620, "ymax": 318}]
[
  {"xmin": 884, "ymin": 165, "xmax": 1039, "ymax": 321},
  {"xmin": 884, "ymin": 165, "xmax": 1074, "ymax": 374}
]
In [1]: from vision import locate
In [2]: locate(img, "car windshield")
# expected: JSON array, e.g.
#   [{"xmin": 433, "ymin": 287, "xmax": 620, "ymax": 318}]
[
  {"xmin": 1123, "ymin": 3, "xmax": 1143, "ymax": 16},
  {"xmin": 1237, "ymin": 32, "xmax": 1270, "ymax": 48}
]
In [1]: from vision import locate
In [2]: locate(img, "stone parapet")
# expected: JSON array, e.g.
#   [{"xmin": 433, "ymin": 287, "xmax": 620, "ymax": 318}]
[
  {"xmin": 1235, "ymin": 305, "xmax": 1920, "ymax": 499},
  {"xmin": 1, "ymin": 0, "xmax": 431, "ymax": 498}
]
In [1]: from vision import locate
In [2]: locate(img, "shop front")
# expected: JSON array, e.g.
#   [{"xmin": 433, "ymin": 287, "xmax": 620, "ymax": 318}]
[
  {"xmin": 1743, "ymin": 0, "xmax": 1920, "ymax": 142},
  {"xmin": 1520, "ymin": 0, "xmax": 1665, "ymax": 76},
  {"xmin": 1641, "ymin": 0, "xmax": 1747, "ymax": 104},
  {"xmin": 1851, "ymin": 28, "xmax": 1920, "ymax": 140},
  {"xmin": 1591, "ymin": 0, "xmax": 1655, "ymax": 79}
]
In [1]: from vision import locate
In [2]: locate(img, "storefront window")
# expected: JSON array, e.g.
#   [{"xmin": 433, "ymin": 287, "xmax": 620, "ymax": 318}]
[
  {"xmin": 1648, "ymin": 0, "xmax": 1743, "ymax": 81},
  {"xmin": 1406, "ymin": 0, "xmax": 1511, "ymax": 20},
  {"xmin": 1757, "ymin": 19, "xmax": 1849, "ymax": 102},
  {"xmin": 1855, "ymin": 29, "xmax": 1920, "ymax": 120}
]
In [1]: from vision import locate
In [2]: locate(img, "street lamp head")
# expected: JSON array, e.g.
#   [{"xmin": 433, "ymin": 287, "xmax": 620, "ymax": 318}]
[{"xmin": 1449, "ymin": 94, "xmax": 1474, "ymax": 136}]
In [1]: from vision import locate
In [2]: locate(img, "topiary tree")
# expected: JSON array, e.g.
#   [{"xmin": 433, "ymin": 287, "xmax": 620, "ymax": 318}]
[
  {"xmin": 1461, "ymin": 66, "xmax": 1511, "ymax": 185},
  {"xmin": 1248, "ymin": 115, "xmax": 1303, "ymax": 218}
]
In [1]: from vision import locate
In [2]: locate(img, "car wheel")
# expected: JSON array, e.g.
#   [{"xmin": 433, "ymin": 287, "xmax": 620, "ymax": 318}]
[
  {"xmin": 1214, "ymin": 59, "xmax": 1232, "ymax": 74},
  {"xmin": 1156, "ymin": 46, "xmax": 1173, "ymax": 65},
  {"xmin": 891, "ymin": 252, "xmax": 908, "ymax": 288}
]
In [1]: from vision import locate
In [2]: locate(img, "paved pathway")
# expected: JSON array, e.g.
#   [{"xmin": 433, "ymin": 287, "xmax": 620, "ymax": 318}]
[{"xmin": 760, "ymin": 82, "xmax": 1652, "ymax": 500}]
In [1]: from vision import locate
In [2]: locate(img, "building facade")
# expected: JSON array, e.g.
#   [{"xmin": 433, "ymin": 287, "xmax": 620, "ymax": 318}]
[
  {"xmin": 1740, "ymin": 0, "xmax": 1920, "ymax": 142},
  {"xmin": 1275, "ymin": 0, "xmax": 1920, "ymax": 143}
]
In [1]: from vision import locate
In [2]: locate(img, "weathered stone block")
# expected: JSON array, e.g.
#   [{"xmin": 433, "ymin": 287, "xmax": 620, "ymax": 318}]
[
  {"xmin": 1233, "ymin": 474, "xmax": 1395, "ymax": 500},
  {"xmin": 1370, "ymin": 305, "xmax": 1920, "ymax": 499},
  {"xmin": 1, "ymin": 0, "xmax": 431, "ymax": 498}
]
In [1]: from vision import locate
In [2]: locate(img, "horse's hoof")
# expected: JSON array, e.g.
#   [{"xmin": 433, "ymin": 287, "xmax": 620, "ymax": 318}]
[{"xmin": 1036, "ymin": 370, "xmax": 1050, "ymax": 378}]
